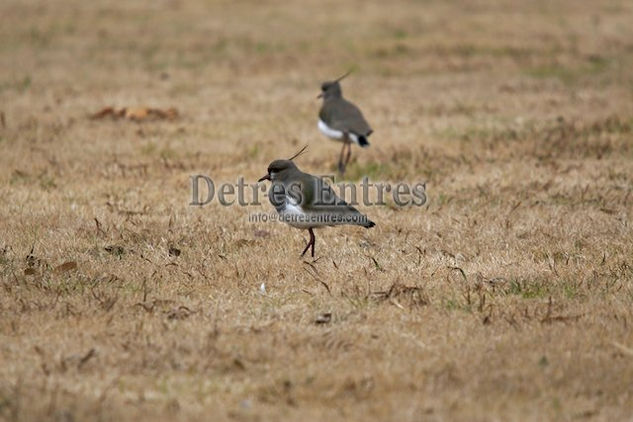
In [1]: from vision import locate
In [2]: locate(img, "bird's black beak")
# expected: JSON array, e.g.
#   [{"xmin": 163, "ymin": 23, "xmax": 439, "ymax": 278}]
[
  {"xmin": 258, "ymin": 174, "xmax": 271, "ymax": 182},
  {"xmin": 317, "ymin": 92, "xmax": 323, "ymax": 99}
]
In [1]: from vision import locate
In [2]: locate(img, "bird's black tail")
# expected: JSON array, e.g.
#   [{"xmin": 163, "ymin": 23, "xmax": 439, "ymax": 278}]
[
  {"xmin": 358, "ymin": 135, "xmax": 370, "ymax": 148},
  {"xmin": 363, "ymin": 219, "xmax": 376, "ymax": 228}
]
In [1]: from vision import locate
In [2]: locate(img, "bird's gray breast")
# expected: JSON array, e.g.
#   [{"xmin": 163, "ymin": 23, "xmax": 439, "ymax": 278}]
[{"xmin": 268, "ymin": 182, "xmax": 286, "ymax": 213}]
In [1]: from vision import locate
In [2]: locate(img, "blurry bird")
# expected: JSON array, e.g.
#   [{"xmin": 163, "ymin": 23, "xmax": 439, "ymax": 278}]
[
  {"xmin": 318, "ymin": 71, "xmax": 373, "ymax": 174},
  {"xmin": 258, "ymin": 146, "xmax": 375, "ymax": 258}
]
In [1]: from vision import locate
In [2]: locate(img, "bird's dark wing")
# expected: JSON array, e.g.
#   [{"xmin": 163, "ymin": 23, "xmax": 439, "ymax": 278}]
[
  {"xmin": 328, "ymin": 99, "xmax": 372, "ymax": 136},
  {"xmin": 300, "ymin": 173, "xmax": 373, "ymax": 227}
]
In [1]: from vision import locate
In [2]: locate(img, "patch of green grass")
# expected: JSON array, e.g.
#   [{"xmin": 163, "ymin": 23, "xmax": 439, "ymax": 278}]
[
  {"xmin": 38, "ymin": 174, "xmax": 57, "ymax": 191},
  {"xmin": 160, "ymin": 146, "xmax": 178, "ymax": 160},
  {"xmin": 427, "ymin": 43, "xmax": 543, "ymax": 61},
  {"xmin": 343, "ymin": 161, "xmax": 393, "ymax": 182},
  {"xmin": 393, "ymin": 29, "xmax": 408, "ymax": 40},
  {"xmin": 525, "ymin": 64, "xmax": 576, "ymax": 84},
  {"xmin": 562, "ymin": 283, "xmax": 578, "ymax": 299},
  {"xmin": 28, "ymin": 27, "xmax": 51, "ymax": 47},
  {"xmin": 442, "ymin": 296, "xmax": 471, "ymax": 313},
  {"xmin": 0, "ymin": 75, "xmax": 31, "ymax": 94},
  {"xmin": 10, "ymin": 170, "xmax": 30, "ymax": 186},
  {"xmin": 0, "ymin": 251, "xmax": 10, "ymax": 268},
  {"xmin": 342, "ymin": 291, "xmax": 372, "ymax": 311},
  {"xmin": 247, "ymin": 144, "xmax": 260, "ymax": 159},
  {"xmin": 444, "ymin": 298, "xmax": 459, "ymax": 311},
  {"xmin": 509, "ymin": 278, "xmax": 581, "ymax": 301},
  {"xmin": 434, "ymin": 126, "xmax": 461, "ymax": 140},
  {"xmin": 255, "ymin": 41, "xmax": 271, "ymax": 54},
  {"xmin": 140, "ymin": 142, "xmax": 157, "ymax": 156},
  {"xmin": 434, "ymin": 193, "xmax": 453, "ymax": 207},
  {"xmin": 372, "ymin": 43, "xmax": 410, "ymax": 58},
  {"xmin": 508, "ymin": 279, "xmax": 549, "ymax": 299},
  {"xmin": 434, "ymin": 124, "xmax": 517, "ymax": 143},
  {"xmin": 524, "ymin": 56, "xmax": 610, "ymax": 85}
]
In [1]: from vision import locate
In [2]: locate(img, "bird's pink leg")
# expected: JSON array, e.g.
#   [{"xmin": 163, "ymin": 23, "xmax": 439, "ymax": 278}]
[
  {"xmin": 301, "ymin": 228, "xmax": 316, "ymax": 258},
  {"xmin": 338, "ymin": 143, "xmax": 346, "ymax": 174},
  {"xmin": 344, "ymin": 142, "xmax": 352, "ymax": 168}
]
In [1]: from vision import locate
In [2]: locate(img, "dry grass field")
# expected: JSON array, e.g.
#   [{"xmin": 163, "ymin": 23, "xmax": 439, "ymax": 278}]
[{"xmin": 2, "ymin": 0, "xmax": 633, "ymax": 420}]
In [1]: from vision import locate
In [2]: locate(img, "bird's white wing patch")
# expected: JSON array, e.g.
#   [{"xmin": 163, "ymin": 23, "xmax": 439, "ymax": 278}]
[
  {"xmin": 318, "ymin": 120, "xmax": 363, "ymax": 145},
  {"xmin": 284, "ymin": 202, "xmax": 304, "ymax": 216},
  {"xmin": 286, "ymin": 194, "xmax": 300, "ymax": 206},
  {"xmin": 318, "ymin": 120, "xmax": 344, "ymax": 140},
  {"xmin": 281, "ymin": 202, "xmax": 315, "ymax": 228}
]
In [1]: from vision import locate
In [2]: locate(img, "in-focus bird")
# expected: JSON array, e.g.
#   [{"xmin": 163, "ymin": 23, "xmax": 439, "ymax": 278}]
[
  {"xmin": 317, "ymin": 71, "xmax": 373, "ymax": 174},
  {"xmin": 258, "ymin": 146, "xmax": 375, "ymax": 258}
]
